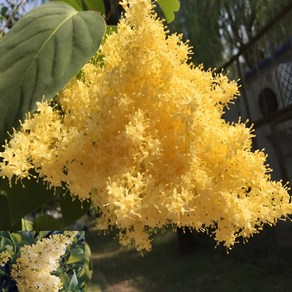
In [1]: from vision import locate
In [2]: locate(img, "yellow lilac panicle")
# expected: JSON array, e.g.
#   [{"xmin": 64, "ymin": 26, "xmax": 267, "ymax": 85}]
[
  {"xmin": 0, "ymin": 0, "xmax": 292, "ymax": 251},
  {"xmin": 11, "ymin": 231, "xmax": 77, "ymax": 292}
]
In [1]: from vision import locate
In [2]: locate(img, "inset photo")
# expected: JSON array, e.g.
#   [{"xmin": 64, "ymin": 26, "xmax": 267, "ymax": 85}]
[{"xmin": 0, "ymin": 231, "xmax": 91, "ymax": 292}]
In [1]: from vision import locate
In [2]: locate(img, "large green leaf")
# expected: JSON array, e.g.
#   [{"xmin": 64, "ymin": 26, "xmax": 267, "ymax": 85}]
[
  {"xmin": 2, "ymin": 178, "xmax": 55, "ymax": 225},
  {"xmin": 60, "ymin": 192, "xmax": 91, "ymax": 227},
  {"xmin": 0, "ymin": 2, "xmax": 106, "ymax": 141},
  {"xmin": 157, "ymin": 0, "xmax": 180, "ymax": 23}
]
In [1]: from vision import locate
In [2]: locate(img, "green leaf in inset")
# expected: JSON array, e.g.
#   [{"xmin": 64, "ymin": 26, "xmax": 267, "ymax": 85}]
[
  {"xmin": 67, "ymin": 270, "xmax": 79, "ymax": 289},
  {"xmin": 0, "ymin": 2, "xmax": 106, "ymax": 141},
  {"xmin": 157, "ymin": 0, "xmax": 180, "ymax": 23},
  {"xmin": 4, "ymin": 244, "xmax": 13, "ymax": 251},
  {"xmin": 33, "ymin": 214, "xmax": 63, "ymax": 230},
  {"xmin": 60, "ymin": 192, "xmax": 91, "ymax": 227},
  {"xmin": 0, "ymin": 234, "xmax": 12, "ymax": 250},
  {"xmin": 84, "ymin": 242, "xmax": 93, "ymax": 281},
  {"xmin": 59, "ymin": 272, "xmax": 70, "ymax": 285},
  {"xmin": 67, "ymin": 247, "xmax": 84, "ymax": 264},
  {"xmin": 10, "ymin": 233, "xmax": 22, "ymax": 244},
  {"xmin": 2, "ymin": 178, "xmax": 55, "ymax": 225}
]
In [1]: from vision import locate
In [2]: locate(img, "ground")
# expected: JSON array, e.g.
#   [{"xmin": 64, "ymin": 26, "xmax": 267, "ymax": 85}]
[{"xmin": 87, "ymin": 221, "xmax": 292, "ymax": 292}]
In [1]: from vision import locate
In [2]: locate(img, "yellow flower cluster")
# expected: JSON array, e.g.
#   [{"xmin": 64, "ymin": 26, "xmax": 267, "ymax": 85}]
[
  {"xmin": 11, "ymin": 232, "xmax": 77, "ymax": 292},
  {"xmin": 1, "ymin": 0, "xmax": 292, "ymax": 251},
  {"xmin": 0, "ymin": 250, "xmax": 12, "ymax": 266}
]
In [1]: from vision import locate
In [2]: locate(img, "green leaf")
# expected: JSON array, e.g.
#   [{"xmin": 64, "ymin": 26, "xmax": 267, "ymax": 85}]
[
  {"xmin": 84, "ymin": 242, "xmax": 93, "ymax": 281},
  {"xmin": 157, "ymin": 0, "xmax": 180, "ymax": 23},
  {"xmin": 2, "ymin": 178, "xmax": 54, "ymax": 225},
  {"xmin": 33, "ymin": 214, "xmax": 63, "ymax": 230},
  {"xmin": 0, "ymin": 235, "xmax": 12, "ymax": 250},
  {"xmin": 67, "ymin": 247, "xmax": 84, "ymax": 264},
  {"xmin": 10, "ymin": 233, "xmax": 22, "ymax": 244},
  {"xmin": 4, "ymin": 244, "xmax": 13, "ymax": 251},
  {"xmin": 67, "ymin": 270, "xmax": 79, "ymax": 289},
  {"xmin": 21, "ymin": 218, "xmax": 34, "ymax": 231},
  {"xmin": 59, "ymin": 272, "xmax": 70, "ymax": 285},
  {"xmin": 80, "ymin": 266, "xmax": 85, "ymax": 277},
  {"xmin": 60, "ymin": 193, "xmax": 91, "ymax": 227},
  {"xmin": 0, "ymin": 2, "xmax": 106, "ymax": 141}
]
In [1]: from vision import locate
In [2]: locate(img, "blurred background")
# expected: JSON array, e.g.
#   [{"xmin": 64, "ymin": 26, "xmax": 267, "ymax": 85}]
[{"xmin": 1, "ymin": 0, "xmax": 292, "ymax": 291}]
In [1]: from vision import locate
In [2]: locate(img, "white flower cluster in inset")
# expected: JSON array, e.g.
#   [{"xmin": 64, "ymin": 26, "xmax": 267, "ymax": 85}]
[{"xmin": 11, "ymin": 231, "xmax": 77, "ymax": 292}]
